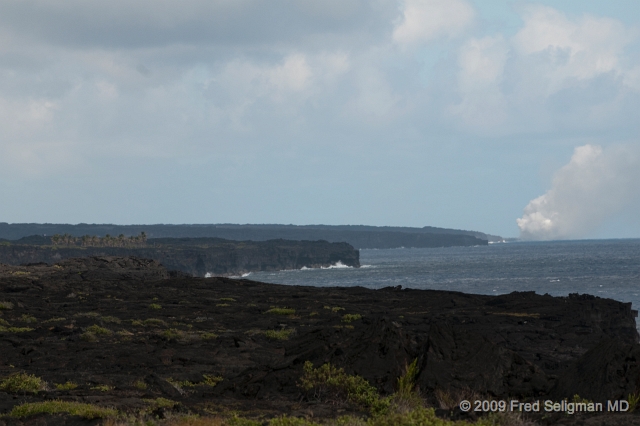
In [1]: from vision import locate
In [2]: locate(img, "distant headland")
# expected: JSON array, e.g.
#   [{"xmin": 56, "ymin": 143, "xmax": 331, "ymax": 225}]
[{"xmin": 0, "ymin": 223, "xmax": 500, "ymax": 249}]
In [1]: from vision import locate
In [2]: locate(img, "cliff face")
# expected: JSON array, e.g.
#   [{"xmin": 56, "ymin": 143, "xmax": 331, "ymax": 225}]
[{"xmin": 0, "ymin": 238, "xmax": 359, "ymax": 276}]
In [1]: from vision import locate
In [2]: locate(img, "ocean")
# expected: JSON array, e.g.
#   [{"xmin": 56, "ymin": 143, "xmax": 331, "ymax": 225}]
[{"xmin": 247, "ymin": 238, "xmax": 640, "ymax": 313}]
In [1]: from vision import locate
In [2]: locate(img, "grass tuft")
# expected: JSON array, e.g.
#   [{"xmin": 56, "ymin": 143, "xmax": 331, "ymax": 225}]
[
  {"xmin": 55, "ymin": 381, "xmax": 78, "ymax": 390},
  {"xmin": 10, "ymin": 400, "xmax": 118, "ymax": 419},
  {"xmin": 342, "ymin": 314, "xmax": 362, "ymax": 323},
  {"xmin": 149, "ymin": 303, "xmax": 162, "ymax": 310},
  {"xmin": 143, "ymin": 318, "xmax": 167, "ymax": 327},
  {"xmin": 0, "ymin": 301, "xmax": 14, "ymax": 310},
  {"xmin": 0, "ymin": 326, "xmax": 34, "ymax": 333},
  {"xmin": 265, "ymin": 307, "xmax": 296, "ymax": 316},
  {"xmin": 264, "ymin": 329, "xmax": 295, "ymax": 340},
  {"xmin": 87, "ymin": 324, "xmax": 112, "ymax": 335}
]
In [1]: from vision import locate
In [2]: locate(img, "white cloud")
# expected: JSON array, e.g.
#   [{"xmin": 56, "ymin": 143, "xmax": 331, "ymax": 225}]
[
  {"xmin": 393, "ymin": 0, "xmax": 475, "ymax": 46},
  {"xmin": 512, "ymin": 5, "xmax": 633, "ymax": 95},
  {"xmin": 450, "ymin": 35, "xmax": 508, "ymax": 129},
  {"xmin": 517, "ymin": 144, "xmax": 640, "ymax": 240}
]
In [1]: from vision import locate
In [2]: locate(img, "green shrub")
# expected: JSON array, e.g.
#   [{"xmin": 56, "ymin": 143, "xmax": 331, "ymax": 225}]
[
  {"xmin": 0, "ymin": 372, "xmax": 47, "ymax": 393},
  {"xmin": 264, "ymin": 329, "xmax": 295, "ymax": 340},
  {"xmin": 341, "ymin": 314, "xmax": 362, "ymax": 323},
  {"xmin": 0, "ymin": 318, "xmax": 9, "ymax": 326},
  {"xmin": 149, "ymin": 303, "xmax": 162, "ymax": 310},
  {"xmin": 300, "ymin": 361, "xmax": 389, "ymax": 414},
  {"xmin": 55, "ymin": 381, "xmax": 78, "ymax": 390},
  {"xmin": 265, "ymin": 307, "xmax": 296, "ymax": 315},
  {"xmin": 101, "ymin": 316, "xmax": 122, "ymax": 324},
  {"xmin": 219, "ymin": 298, "xmax": 236, "ymax": 302},
  {"xmin": 9, "ymin": 400, "xmax": 118, "ymax": 419},
  {"xmin": 80, "ymin": 332, "xmax": 97, "ymax": 342}
]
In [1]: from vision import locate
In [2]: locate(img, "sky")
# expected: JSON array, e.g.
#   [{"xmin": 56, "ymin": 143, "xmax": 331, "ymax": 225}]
[{"xmin": 1, "ymin": 0, "xmax": 639, "ymax": 240}]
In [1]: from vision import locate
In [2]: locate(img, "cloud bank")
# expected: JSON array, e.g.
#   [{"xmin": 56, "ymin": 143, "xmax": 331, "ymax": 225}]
[
  {"xmin": 517, "ymin": 144, "xmax": 640, "ymax": 240},
  {"xmin": 1, "ymin": 0, "xmax": 640, "ymax": 235}
]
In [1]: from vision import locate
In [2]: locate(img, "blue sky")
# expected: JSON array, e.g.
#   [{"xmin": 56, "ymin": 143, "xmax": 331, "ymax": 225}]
[{"xmin": 1, "ymin": 0, "xmax": 639, "ymax": 239}]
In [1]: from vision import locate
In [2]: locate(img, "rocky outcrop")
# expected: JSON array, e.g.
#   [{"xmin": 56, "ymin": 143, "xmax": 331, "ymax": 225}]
[{"xmin": 0, "ymin": 238, "xmax": 360, "ymax": 276}]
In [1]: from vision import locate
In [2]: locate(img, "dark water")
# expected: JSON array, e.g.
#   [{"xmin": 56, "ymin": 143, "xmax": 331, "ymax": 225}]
[{"xmin": 247, "ymin": 239, "xmax": 640, "ymax": 311}]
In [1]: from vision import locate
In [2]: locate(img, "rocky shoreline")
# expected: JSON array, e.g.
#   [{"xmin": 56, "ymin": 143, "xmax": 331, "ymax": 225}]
[
  {"xmin": 0, "ymin": 238, "xmax": 360, "ymax": 277},
  {"xmin": 1, "ymin": 257, "xmax": 640, "ymax": 425}
]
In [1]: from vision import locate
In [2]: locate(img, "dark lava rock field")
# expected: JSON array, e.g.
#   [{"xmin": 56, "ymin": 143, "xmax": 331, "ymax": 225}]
[{"xmin": 1, "ymin": 256, "xmax": 640, "ymax": 425}]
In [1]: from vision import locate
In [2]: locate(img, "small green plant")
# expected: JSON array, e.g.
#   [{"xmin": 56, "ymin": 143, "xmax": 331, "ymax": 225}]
[
  {"xmin": 144, "ymin": 318, "xmax": 167, "ymax": 327},
  {"xmin": 0, "ymin": 372, "xmax": 47, "ymax": 393},
  {"xmin": 91, "ymin": 384, "xmax": 114, "ymax": 392},
  {"xmin": 75, "ymin": 312, "xmax": 100, "ymax": 318},
  {"xmin": 0, "ymin": 318, "xmax": 9, "ymax": 326},
  {"xmin": 219, "ymin": 298, "xmax": 236, "ymax": 302},
  {"xmin": 0, "ymin": 301, "xmax": 14, "ymax": 310},
  {"xmin": 0, "ymin": 326, "xmax": 34, "ymax": 333},
  {"xmin": 265, "ymin": 307, "xmax": 296, "ymax": 315},
  {"xmin": 628, "ymin": 391, "xmax": 640, "ymax": 412},
  {"xmin": 86, "ymin": 324, "xmax": 112, "ymax": 335},
  {"xmin": 131, "ymin": 319, "xmax": 144, "ymax": 326},
  {"xmin": 149, "ymin": 303, "xmax": 162, "ymax": 310},
  {"xmin": 9, "ymin": 400, "xmax": 118, "ymax": 419},
  {"xmin": 341, "ymin": 314, "xmax": 362, "ymax": 323},
  {"xmin": 143, "ymin": 397, "xmax": 178, "ymax": 409},
  {"xmin": 200, "ymin": 332, "xmax": 218, "ymax": 340},
  {"xmin": 396, "ymin": 358, "xmax": 419, "ymax": 397},
  {"xmin": 572, "ymin": 394, "xmax": 592, "ymax": 404},
  {"xmin": 162, "ymin": 328, "xmax": 182, "ymax": 339},
  {"xmin": 101, "ymin": 316, "xmax": 122, "ymax": 324},
  {"xmin": 300, "ymin": 361, "xmax": 389, "ymax": 414},
  {"xmin": 134, "ymin": 379, "xmax": 148, "ymax": 390},
  {"xmin": 80, "ymin": 332, "xmax": 97, "ymax": 342},
  {"xmin": 309, "ymin": 312, "xmax": 319, "ymax": 317},
  {"xmin": 216, "ymin": 303, "xmax": 230, "ymax": 307},
  {"xmin": 203, "ymin": 375, "xmax": 223, "ymax": 387},
  {"xmin": 55, "ymin": 381, "xmax": 78, "ymax": 390},
  {"xmin": 264, "ymin": 329, "xmax": 295, "ymax": 340},
  {"xmin": 43, "ymin": 317, "xmax": 66, "ymax": 323},
  {"xmin": 19, "ymin": 314, "xmax": 37, "ymax": 323}
]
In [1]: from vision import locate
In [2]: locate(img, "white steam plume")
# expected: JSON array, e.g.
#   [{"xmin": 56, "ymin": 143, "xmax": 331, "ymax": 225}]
[{"xmin": 517, "ymin": 144, "xmax": 640, "ymax": 240}]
